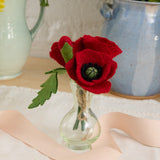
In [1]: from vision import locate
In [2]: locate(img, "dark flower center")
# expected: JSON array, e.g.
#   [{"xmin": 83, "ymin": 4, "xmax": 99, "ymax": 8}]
[{"xmin": 81, "ymin": 63, "xmax": 102, "ymax": 81}]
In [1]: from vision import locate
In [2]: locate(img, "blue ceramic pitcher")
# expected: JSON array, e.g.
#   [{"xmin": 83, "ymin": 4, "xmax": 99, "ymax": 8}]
[
  {"xmin": 0, "ymin": 0, "xmax": 44, "ymax": 80},
  {"xmin": 101, "ymin": 0, "xmax": 160, "ymax": 97}
]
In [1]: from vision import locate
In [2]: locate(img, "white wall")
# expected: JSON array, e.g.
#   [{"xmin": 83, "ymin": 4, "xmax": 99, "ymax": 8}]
[{"xmin": 26, "ymin": 0, "xmax": 105, "ymax": 57}]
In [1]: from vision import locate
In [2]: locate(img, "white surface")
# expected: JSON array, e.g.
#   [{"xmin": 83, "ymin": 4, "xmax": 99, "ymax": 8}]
[
  {"xmin": 26, "ymin": 0, "xmax": 105, "ymax": 57},
  {"xmin": 0, "ymin": 85, "xmax": 160, "ymax": 159}
]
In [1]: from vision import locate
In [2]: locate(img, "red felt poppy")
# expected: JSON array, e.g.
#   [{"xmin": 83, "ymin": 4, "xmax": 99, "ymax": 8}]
[
  {"xmin": 50, "ymin": 36, "xmax": 73, "ymax": 66},
  {"xmin": 73, "ymin": 35, "xmax": 122, "ymax": 58},
  {"xmin": 65, "ymin": 49, "xmax": 118, "ymax": 94}
]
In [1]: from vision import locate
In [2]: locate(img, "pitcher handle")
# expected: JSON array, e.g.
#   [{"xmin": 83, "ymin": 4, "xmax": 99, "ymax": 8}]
[
  {"xmin": 100, "ymin": 1, "xmax": 114, "ymax": 21},
  {"xmin": 29, "ymin": 0, "xmax": 45, "ymax": 40}
]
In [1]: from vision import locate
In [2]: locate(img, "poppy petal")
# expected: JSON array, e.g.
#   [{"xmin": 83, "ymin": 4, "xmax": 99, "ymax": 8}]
[
  {"xmin": 77, "ymin": 81, "xmax": 111, "ymax": 94},
  {"xmin": 50, "ymin": 42, "xmax": 65, "ymax": 66}
]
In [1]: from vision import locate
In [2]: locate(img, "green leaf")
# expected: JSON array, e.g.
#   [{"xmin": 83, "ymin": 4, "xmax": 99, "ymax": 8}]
[
  {"xmin": 45, "ymin": 68, "xmax": 66, "ymax": 75},
  {"xmin": 28, "ymin": 73, "xmax": 58, "ymax": 109},
  {"xmin": 60, "ymin": 42, "xmax": 73, "ymax": 63},
  {"xmin": 28, "ymin": 68, "xmax": 66, "ymax": 109}
]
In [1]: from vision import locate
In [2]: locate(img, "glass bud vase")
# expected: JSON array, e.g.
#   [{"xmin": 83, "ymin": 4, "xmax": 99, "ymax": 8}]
[{"xmin": 59, "ymin": 80, "xmax": 101, "ymax": 150}]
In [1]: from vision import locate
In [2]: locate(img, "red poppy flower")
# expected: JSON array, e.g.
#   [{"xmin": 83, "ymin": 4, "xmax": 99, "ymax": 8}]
[
  {"xmin": 73, "ymin": 35, "xmax": 122, "ymax": 59},
  {"xmin": 50, "ymin": 36, "xmax": 73, "ymax": 66},
  {"xmin": 65, "ymin": 49, "xmax": 118, "ymax": 94}
]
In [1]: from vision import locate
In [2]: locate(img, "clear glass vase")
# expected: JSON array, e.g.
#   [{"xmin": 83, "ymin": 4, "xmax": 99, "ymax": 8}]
[{"xmin": 59, "ymin": 80, "xmax": 101, "ymax": 150}]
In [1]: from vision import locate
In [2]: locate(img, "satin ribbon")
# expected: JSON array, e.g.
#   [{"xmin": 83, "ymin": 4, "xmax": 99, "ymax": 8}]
[{"xmin": 0, "ymin": 110, "xmax": 160, "ymax": 160}]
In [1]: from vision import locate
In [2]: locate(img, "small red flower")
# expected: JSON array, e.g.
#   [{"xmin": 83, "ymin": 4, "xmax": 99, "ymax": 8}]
[
  {"xmin": 65, "ymin": 49, "xmax": 118, "ymax": 94},
  {"xmin": 50, "ymin": 36, "xmax": 73, "ymax": 66},
  {"xmin": 73, "ymin": 35, "xmax": 122, "ymax": 59}
]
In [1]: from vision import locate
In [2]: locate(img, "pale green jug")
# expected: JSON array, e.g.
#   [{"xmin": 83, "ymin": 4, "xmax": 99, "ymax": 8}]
[{"xmin": 0, "ymin": 0, "xmax": 44, "ymax": 80}]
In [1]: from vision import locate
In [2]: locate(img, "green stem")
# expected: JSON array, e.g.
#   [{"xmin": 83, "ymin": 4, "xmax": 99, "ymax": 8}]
[
  {"xmin": 80, "ymin": 111, "xmax": 85, "ymax": 131},
  {"xmin": 73, "ymin": 106, "xmax": 81, "ymax": 130},
  {"xmin": 73, "ymin": 106, "xmax": 86, "ymax": 131},
  {"xmin": 81, "ymin": 120, "xmax": 85, "ymax": 131},
  {"xmin": 73, "ymin": 119, "xmax": 80, "ymax": 130}
]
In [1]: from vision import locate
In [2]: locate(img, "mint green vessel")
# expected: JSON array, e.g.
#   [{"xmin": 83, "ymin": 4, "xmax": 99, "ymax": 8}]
[{"xmin": 0, "ymin": 0, "xmax": 44, "ymax": 80}]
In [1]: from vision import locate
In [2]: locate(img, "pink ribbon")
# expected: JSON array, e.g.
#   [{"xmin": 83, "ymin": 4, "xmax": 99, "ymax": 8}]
[{"xmin": 0, "ymin": 110, "xmax": 160, "ymax": 159}]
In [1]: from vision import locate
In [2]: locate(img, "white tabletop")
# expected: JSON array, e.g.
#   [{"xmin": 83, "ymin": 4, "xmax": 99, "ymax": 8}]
[{"xmin": 0, "ymin": 85, "xmax": 160, "ymax": 160}]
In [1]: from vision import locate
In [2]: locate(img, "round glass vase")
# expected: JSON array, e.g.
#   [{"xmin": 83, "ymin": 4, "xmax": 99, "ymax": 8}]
[{"xmin": 59, "ymin": 80, "xmax": 101, "ymax": 150}]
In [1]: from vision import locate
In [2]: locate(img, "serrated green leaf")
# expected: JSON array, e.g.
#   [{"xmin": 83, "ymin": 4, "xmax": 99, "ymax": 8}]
[
  {"xmin": 28, "ymin": 73, "xmax": 58, "ymax": 109},
  {"xmin": 45, "ymin": 68, "xmax": 66, "ymax": 75},
  {"xmin": 60, "ymin": 42, "xmax": 73, "ymax": 63}
]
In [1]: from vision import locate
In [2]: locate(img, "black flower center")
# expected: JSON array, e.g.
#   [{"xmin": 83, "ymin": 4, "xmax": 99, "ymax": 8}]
[{"xmin": 81, "ymin": 63, "xmax": 103, "ymax": 81}]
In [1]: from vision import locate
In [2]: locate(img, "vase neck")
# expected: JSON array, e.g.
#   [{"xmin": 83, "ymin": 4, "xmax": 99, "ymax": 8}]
[{"xmin": 70, "ymin": 80, "xmax": 92, "ymax": 111}]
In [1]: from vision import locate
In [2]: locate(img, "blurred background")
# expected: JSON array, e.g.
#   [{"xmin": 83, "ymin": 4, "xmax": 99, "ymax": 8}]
[{"xmin": 26, "ymin": 0, "xmax": 105, "ymax": 58}]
